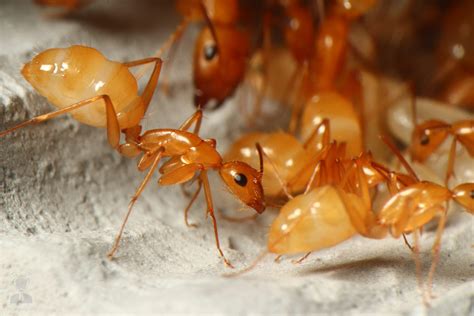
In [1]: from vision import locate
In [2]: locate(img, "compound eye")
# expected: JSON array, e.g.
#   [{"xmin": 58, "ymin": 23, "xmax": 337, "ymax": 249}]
[
  {"xmin": 420, "ymin": 133, "xmax": 430, "ymax": 146},
  {"xmin": 470, "ymin": 190, "xmax": 474, "ymax": 199},
  {"xmin": 233, "ymin": 173, "xmax": 248, "ymax": 186},
  {"xmin": 204, "ymin": 43, "xmax": 218, "ymax": 61}
]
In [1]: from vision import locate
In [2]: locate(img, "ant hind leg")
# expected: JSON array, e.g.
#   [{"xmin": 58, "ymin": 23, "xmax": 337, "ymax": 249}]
[{"xmin": 0, "ymin": 94, "xmax": 120, "ymax": 149}]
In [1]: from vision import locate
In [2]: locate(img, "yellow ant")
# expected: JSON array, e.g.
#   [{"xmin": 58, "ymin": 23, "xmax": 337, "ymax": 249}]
[{"xmin": 0, "ymin": 45, "xmax": 266, "ymax": 267}]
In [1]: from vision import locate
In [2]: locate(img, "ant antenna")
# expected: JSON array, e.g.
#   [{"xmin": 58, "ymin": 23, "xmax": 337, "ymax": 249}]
[
  {"xmin": 199, "ymin": 0, "xmax": 220, "ymax": 52},
  {"xmin": 255, "ymin": 142, "xmax": 265, "ymax": 179},
  {"xmin": 259, "ymin": 144, "xmax": 294, "ymax": 200},
  {"xmin": 379, "ymin": 135, "xmax": 420, "ymax": 182},
  {"xmin": 408, "ymin": 82, "xmax": 418, "ymax": 131}
]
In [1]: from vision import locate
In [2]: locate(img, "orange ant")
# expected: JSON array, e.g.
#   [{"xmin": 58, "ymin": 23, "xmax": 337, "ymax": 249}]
[
  {"xmin": 226, "ymin": 150, "xmax": 389, "ymax": 274},
  {"xmin": 104, "ymin": 109, "xmax": 265, "ymax": 267},
  {"xmin": 287, "ymin": 1, "xmax": 374, "ymax": 148},
  {"xmin": 409, "ymin": 100, "xmax": 474, "ymax": 186},
  {"xmin": 141, "ymin": 0, "xmax": 250, "ymax": 109},
  {"xmin": 378, "ymin": 136, "xmax": 474, "ymax": 305},
  {"xmin": 0, "ymin": 46, "xmax": 266, "ymax": 267}
]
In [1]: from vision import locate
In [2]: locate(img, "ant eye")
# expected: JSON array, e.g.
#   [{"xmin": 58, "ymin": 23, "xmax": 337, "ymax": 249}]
[
  {"xmin": 233, "ymin": 173, "xmax": 248, "ymax": 187},
  {"xmin": 204, "ymin": 44, "xmax": 218, "ymax": 61},
  {"xmin": 420, "ymin": 133, "xmax": 430, "ymax": 146},
  {"xmin": 470, "ymin": 190, "xmax": 474, "ymax": 199}
]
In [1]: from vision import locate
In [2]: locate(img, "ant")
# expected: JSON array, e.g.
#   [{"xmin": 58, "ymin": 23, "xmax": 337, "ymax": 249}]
[
  {"xmin": 0, "ymin": 45, "xmax": 266, "ymax": 267},
  {"xmin": 409, "ymin": 99, "xmax": 474, "ymax": 186},
  {"xmin": 141, "ymin": 0, "xmax": 250, "ymax": 109},
  {"xmin": 288, "ymin": 0, "xmax": 376, "ymax": 138},
  {"xmin": 226, "ymin": 149, "xmax": 389, "ymax": 274},
  {"xmin": 104, "ymin": 109, "xmax": 266, "ymax": 267},
  {"xmin": 378, "ymin": 135, "xmax": 474, "ymax": 305}
]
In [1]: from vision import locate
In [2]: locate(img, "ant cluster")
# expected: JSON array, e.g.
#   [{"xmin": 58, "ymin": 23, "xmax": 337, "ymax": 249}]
[{"xmin": 1, "ymin": 0, "xmax": 473, "ymax": 307}]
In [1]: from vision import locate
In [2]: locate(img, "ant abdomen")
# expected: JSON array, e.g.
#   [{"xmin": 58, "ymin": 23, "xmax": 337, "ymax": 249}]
[
  {"xmin": 22, "ymin": 45, "xmax": 140, "ymax": 128},
  {"xmin": 268, "ymin": 185, "xmax": 357, "ymax": 254}
]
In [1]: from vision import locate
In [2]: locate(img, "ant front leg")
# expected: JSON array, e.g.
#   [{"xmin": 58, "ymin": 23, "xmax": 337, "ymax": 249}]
[
  {"xmin": 445, "ymin": 138, "xmax": 458, "ymax": 186},
  {"xmin": 0, "ymin": 94, "xmax": 120, "ymax": 149},
  {"xmin": 200, "ymin": 170, "xmax": 234, "ymax": 268},
  {"xmin": 107, "ymin": 148, "xmax": 164, "ymax": 259},
  {"xmin": 183, "ymin": 180, "xmax": 202, "ymax": 228}
]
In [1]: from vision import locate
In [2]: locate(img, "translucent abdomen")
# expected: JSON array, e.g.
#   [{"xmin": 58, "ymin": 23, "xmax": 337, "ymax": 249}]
[
  {"xmin": 22, "ymin": 45, "xmax": 139, "ymax": 128},
  {"xmin": 268, "ymin": 186, "xmax": 357, "ymax": 254}
]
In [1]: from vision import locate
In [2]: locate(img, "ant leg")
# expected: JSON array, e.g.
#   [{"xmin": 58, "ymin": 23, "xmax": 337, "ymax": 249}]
[
  {"xmin": 292, "ymin": 252, "xmax": 312, "ymax": 264},
  {"xmin": 402, "ymin": 233, "xmax": 414, "ymax": 252},
  {"xmin": 107, "ymin": 148, "xmax": 164, "ymax": 259},
  {"xmin": 412, "ymin": 229, "xmax": 429, "ymax": 306},
  {"xmin": 426, "ymin": 209, "xmax": 447, "ymax": 299},
  {"xmin": 445, "ymin": 139, "xmax": 457, "ymax": 187},
  {"xmin": 248, "ymin": 12, "xmax": 272, "ymax": 127},
  {"xmin": 135, "ymin": 19, "xmax": 189, "ymax": 80},
  {"xmin": 124, "ymin": 57, "xmax": 163, "ymax": 116},
  {"xmin": 184, "ymin": 180, "xmax": 202, "ymax": 228},
  {"xmin": 260, "ymin": 147, "xmax": 294, "ymax": 200},
  {"xmin": 178, "ymin": 109, "xmax": 203, "ymax": 134},
  {"xmin": 380, "ymin": 135, "xmax": 420, "ymax": 182},
  {"xmin": 0, "ymin": 94, "xmax": 120, "ymax": 149},
  {"xmin": 274, "ymin": 255, "xmax": 283, "ymax": 263},
  {"xmin": 288, "ymin": 63, "xmax": 310, "ymax": 134},
  {"xmin": 200, "ymin": 170, "xmax": 234, "ymax": 268},
  {"xmin": 303, "ymin": 119, "xmax": 330, "ymax": 150}
]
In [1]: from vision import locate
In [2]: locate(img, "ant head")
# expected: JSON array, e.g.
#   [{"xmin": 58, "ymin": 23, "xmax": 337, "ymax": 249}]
[
  {"xmin": 452, "ymin": 183, "xmax": 474, "ymax": 214},
  {"xmin": 193, "ymin": 26, "xmax": 249, "ymax": 109},
  {"xmin": 219, "ymin": 159, "xmax": 265, "ymax": 214},
  {"xmin": 410, "ymin": 120, "xmax": 449, "ymax": 162},
  {"xmin": 220, "ymin": 143, "xmax": 265, "ymax": 213}
]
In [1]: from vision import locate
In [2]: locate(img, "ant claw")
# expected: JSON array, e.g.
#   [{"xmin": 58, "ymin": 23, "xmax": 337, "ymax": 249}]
[{"xmin": 223, "ymin": 258, "xmax": 235, "ymax": 269}]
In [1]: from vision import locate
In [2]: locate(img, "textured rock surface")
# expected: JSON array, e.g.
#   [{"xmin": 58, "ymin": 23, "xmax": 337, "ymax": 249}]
[{"xmin": 0, "ymin": 1, "xmax": 473, "ymax": 314}]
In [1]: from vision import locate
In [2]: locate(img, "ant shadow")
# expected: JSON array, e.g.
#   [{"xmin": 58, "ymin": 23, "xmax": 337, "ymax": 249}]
[{"xmin": 295, "ymin": 255, "xmax": 412, "ymax": 281}]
